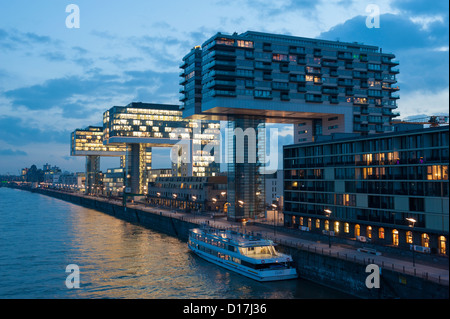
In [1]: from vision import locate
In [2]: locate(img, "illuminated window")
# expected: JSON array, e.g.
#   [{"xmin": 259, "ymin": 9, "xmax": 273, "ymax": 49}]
[
  {"xmin": 421, "ymin": 233, "xmax": 429, "ymax": 248},
  {"xmin": 355, "ymin": 224, "xmax": 360, "ymax": 237},
  {"xmin": 406, "ymin": 231, "xmax": 413, "ymax": 244},
  {"xmin": 334, "ymin": 221, "xmax": 340, "ymax": 233},
  {"xmin": 344, "ymin": 223, "xmax": 349, "ymax": 233},
  {"xmin": 367, "ymin": 226, "xmax": 372, "ymax": 239},
  {"xmin": 379, "ymin": 228, "xmax": 385, "ymax": 239},
  {"xmin": 237, "ymin": 40, "xmax": 253, "ymax": 48},
  {"xmin": 315, "ymin": 219, "xmax": 320, "ymax": 229},
  {"xmin": 392, "ymin": 229, "xmax": 399, "ymax": 246},
  {"xmin": 439, "ymin": 236, "xmax": 447, "ymax": 255},
  {"xmin": 324, "ymin": 220, "xmax": 329, "ymax": 231}
]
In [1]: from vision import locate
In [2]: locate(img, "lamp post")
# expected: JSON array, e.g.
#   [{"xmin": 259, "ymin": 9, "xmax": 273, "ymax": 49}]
[
  {"xmin": 192, "ymin": 195, "xmax": 197, "ymax": 218},
  {"xmin": 406, "ymin": 217, "xmax": 417, "ymax": 267},
  {"xmin": 324, "ymin": 209, "xmax": 332, "ymax": 248},
  {"xmin": 271, "ymin": 203, "xmax": 278, "ymax": 235}
]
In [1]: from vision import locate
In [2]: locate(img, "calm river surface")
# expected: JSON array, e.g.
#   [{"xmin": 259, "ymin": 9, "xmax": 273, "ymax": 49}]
[{"xmin": 0, "ymin": 188, "xmax": 352, "ymax": 299}]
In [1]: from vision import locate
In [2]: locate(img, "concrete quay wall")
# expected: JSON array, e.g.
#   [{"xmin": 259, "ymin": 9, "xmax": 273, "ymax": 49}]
[
  {"xmin": 13, "ymin": 186, "xmax": 449, "ymax": 299},
  {"xmin": 278, "ymin": 244, "xmax": 448, "ymax": 299}
]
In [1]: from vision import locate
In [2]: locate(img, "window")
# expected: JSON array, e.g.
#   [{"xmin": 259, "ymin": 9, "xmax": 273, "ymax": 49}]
[
  {"xmin": 406, "ymin": 231, "xmax": 413, "ymax": 244},
  {"xmin": 344, "ymin": 223, "xmax": 349, "ymax": 233},
  {"xmin": 378, "ymin": 228, "xmax": 385, "ymax": 239},
  {"xmin": 254, "ymin": 90, "xmax": 272, "ymax": 99},
  {"xmin": 355, "ymin": 224, "xmax": 360, "ymax": 237},
  {"xmin": 237, "ymin": 40, "xmax": 253, "ymax": 48},
  {"xmin": 439, "ymin": 236, "xmax": 446, "ymax": 255},
  {"xmin": 334, "ymin": 221, "xmax": 340, "ymax": 233},
  {"xmin": 273, "ymin": 53, "xmax": 288, "ymax": 61},
  {"xmin": 392, "ymin": 229, "xmax": 399, "ymax": 246},
  {"xmin": 409, "ymin": 197, "xmax": 424, "ymax": 212},
  {"xmin": 315, "ymin": 219, "xmax": 321, "ymax": 228},
  {"xmin": 422, "ymin": 233, "xmax": 429, "ymax": 248},
  {"xmin": 367, "ymin": 226, "xmax": 372, "ymax": 239}
]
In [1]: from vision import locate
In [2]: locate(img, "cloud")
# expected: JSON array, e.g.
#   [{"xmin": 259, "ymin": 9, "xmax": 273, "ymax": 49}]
[
  {"xmin": 391, "ymin": 0, "xmax": 449, "ymax": 17},
  {"xmin": 319, "ymin": 13, "xmax": 446, "ymax": 50},
  {"xmin": 0, "ymin": 28, "xmax": 58, "ymax": 51},
  {"xmin": 319, "ymin": 12, "xmax": 449, "ymax": 95},
  {"xmin": 0, "ymin": 116, "xmax": 70, "ymax": 146},
  {"xmin": 0, "ymin": 149, "xmax": 27, "ymax": 156}
]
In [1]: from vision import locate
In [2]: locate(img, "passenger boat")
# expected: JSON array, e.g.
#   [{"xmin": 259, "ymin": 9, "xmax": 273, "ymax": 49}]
[{"xmin": 188, "ymin": 226, "xmax": 298, "ymax": 282}]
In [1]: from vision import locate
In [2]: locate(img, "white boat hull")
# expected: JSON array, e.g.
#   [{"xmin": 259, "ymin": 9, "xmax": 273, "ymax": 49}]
[{"xmin": 189, "ymin": 244, "xmax": 298, "ymax": 282}]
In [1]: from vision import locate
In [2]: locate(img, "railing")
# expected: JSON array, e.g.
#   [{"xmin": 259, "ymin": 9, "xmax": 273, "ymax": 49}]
[{"xmin": 266, "ymin": 235, "xmax": 449, "ymax": 287}]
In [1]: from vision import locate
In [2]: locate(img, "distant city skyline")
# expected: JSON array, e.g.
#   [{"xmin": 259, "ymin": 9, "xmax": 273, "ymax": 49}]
[{"xmin": 0, "ymin": 0, "xmax": 448, "ymax": 174}]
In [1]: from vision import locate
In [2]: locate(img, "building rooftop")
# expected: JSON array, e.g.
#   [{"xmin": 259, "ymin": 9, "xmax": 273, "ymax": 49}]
[
  {"xmin": 284, "ymin": 125, "xmax": 449, "ymax": 149},
  {"xmin": 203, "ymin": 30, "xmax": 386, "ymax": 54}
]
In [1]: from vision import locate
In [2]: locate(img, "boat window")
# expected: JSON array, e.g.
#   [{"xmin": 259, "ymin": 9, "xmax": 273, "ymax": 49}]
[{"xmin": 239, "ymin": 246, "xmax": 278, "ymax": 256}]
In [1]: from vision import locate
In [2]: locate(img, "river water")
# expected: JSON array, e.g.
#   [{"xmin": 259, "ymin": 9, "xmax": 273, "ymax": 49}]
[{"xmin": 0, "ymin": 188, "xmax": 352, "ymax": 299}]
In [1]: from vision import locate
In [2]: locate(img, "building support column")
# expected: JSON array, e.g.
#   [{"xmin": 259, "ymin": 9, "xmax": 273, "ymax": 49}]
[
  {"xmin": 85, "ymin": 155, "xmax": 100, "ymax": 195},
  {"xmin": 226, "ymin": 117, "xmax": 266, "ymax": 221}
]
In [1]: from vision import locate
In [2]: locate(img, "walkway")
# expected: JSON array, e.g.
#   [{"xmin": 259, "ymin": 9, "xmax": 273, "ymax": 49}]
[{"xmin": 37, "ymin": 189, "xmax": 450, "ymax": 287}]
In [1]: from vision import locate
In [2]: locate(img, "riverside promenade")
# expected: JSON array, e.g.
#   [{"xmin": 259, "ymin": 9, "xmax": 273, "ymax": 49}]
[
  {"xmin": 47, "ymin": 188, "xmax": 449, "ymax": 288},
  {"xmin": 4, "ymin": 185, "xmax": 448, "ymax": 298}
]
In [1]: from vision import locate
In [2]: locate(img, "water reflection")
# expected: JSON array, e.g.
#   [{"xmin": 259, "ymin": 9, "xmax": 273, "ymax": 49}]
[{"xmin": 0, "ymin": 188, "xmax": 352, "ymax": 299}]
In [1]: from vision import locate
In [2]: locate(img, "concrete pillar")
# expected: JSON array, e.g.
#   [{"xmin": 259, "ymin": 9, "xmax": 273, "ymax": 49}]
[
  {"xmin": 85, "ymin": 155, "xmax": 100, "ymax": 195},
  {"xmin": 226, "ymin": 117, "xmax": 266, "ymax": 221}
]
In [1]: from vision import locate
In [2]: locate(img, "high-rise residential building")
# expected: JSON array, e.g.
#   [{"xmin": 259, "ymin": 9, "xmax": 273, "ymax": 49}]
[
  {"xmin": 283, "ymin": 125, "xmax": 449, "ymax": 255},
  {"xmin": 102, "ymin": 102, "xmax": 220, "ymax": 194},
  {"xmin": 180, "ymin": 31, "xmax": 400, "ymax": 221},
  {"xmin": 70, "ymin": 126, "xmax": 127, "ymax": 194}
]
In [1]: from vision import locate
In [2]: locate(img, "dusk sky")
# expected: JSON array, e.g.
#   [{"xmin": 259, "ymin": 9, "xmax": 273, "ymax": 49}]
[{"xmin": 0, "ymin": 0, "xmax": 448, "ymax": 175}]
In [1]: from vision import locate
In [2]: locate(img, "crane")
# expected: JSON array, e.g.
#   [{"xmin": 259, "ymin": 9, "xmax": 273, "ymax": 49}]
[{"xmin": 394, "ymin": 115, "xmax": 449, "ymax": 127}]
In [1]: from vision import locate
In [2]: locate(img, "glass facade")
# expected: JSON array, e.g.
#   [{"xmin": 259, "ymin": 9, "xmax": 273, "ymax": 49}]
[
  {"xmin": 102, "ymin": 102, "xmax": 221, "ymax": 194},
  {"xmin": 226, "ymin": 117, "xmax": 266, "ymax": 221},
  {"xmin": 71, "ymin": 126, "xmax": 126, "ymax": 156},
  {"xmin": 283, "ymin": 126, "xmax": 449, "ymax": 255}
]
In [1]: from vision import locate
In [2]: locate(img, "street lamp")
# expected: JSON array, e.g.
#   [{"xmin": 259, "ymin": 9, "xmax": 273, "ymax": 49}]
[
  {"xmin": 324, "ymin": 209, "xmax": 332, "ymax": 248},
  {"xmin": 271, "ymin": 203, "xmax": 278, "ymax": 235},
  {"xmin": 406, "ymin": 217, "xmax": 417, "ymax": 267}
]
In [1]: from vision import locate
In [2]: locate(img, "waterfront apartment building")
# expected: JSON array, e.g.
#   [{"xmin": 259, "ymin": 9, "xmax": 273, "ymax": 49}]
[
  {"xmin": 180, "ymin": 31, "xmax": 399, "ymax": 134},
  {"xmin": 71, "ymin": 126, "xmax": 126, "ymax": 194},
  {"xmin": 147, "ymin": 175, "xmax": 227, "ymax": 213},
  {"xmin": 102, "ymin": 102, "xmax": 221, "ymax": 194},
  {"xmin": 283, "ymin": 126, "xmax": 449, "ymax": 255},
  {"xmin": 180, "ymin": 31, "xmax": 400, "ymax": 221}
]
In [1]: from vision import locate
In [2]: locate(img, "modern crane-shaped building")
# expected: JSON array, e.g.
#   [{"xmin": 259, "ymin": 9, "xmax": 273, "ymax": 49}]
[
  {"xmin": 180, "ymin": 31, "xmax": 400, "ymax": 221},
  {"xmin": 70, "ymin": 126, "xmax": 127, "ymax": 194}
]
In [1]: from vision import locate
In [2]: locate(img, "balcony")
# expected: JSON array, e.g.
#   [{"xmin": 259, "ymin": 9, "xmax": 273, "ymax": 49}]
[
  {"xmin": 211, "ymin": 89, "xmax": 237, "ymax": 97},
  {"xmin": 205, "ymin": 80, "xmax": 236, "ymax": 90},
  {"xmin": 382, "ymin": 57, "xmax": 400, "ymax": 65},
  {"xmin": 382, "ymin": 84, "xmax": 400, "ymax": 91},
  {"xmin": 322, "ymin": 88, "xmax": 339, "ymax": 94},
  {"xmin": 289, "ymin": 47, "xmax": 306, "ymax": 54},
  {"xmin": 338, "ymin": 80, "xmax": 354, "ymax": 86},
  {"xmin": 314, "ymin": 50, "xmax": 322, "ymax": 57},
  {"xmin": 322, "ymin": 61, "xmax": 338, "ymax": 68},
  {"xmin": 263, "ymin": 44, "xmax": 272, "ymax": 52},
  {"xmin": 305, "ymin": 94, "xmax": 323, "ymax": 103},
  {"xmin": 338, "ymin": 52, "xmax": 354, "ymax": 60},
  {"xmin": 390, "ymin": 68, "xmax": 400, "ymax": 74},
  {"xmin": 211, "ymin": 60, "xmax": 236, "ymax": 70},
  {"xmin": 255, "ymin": 62, "xmax": 272, "ymax": 70},
  {"xmin": 290, "ymin": 74, "xmax": 306, "ymax": 82}
]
